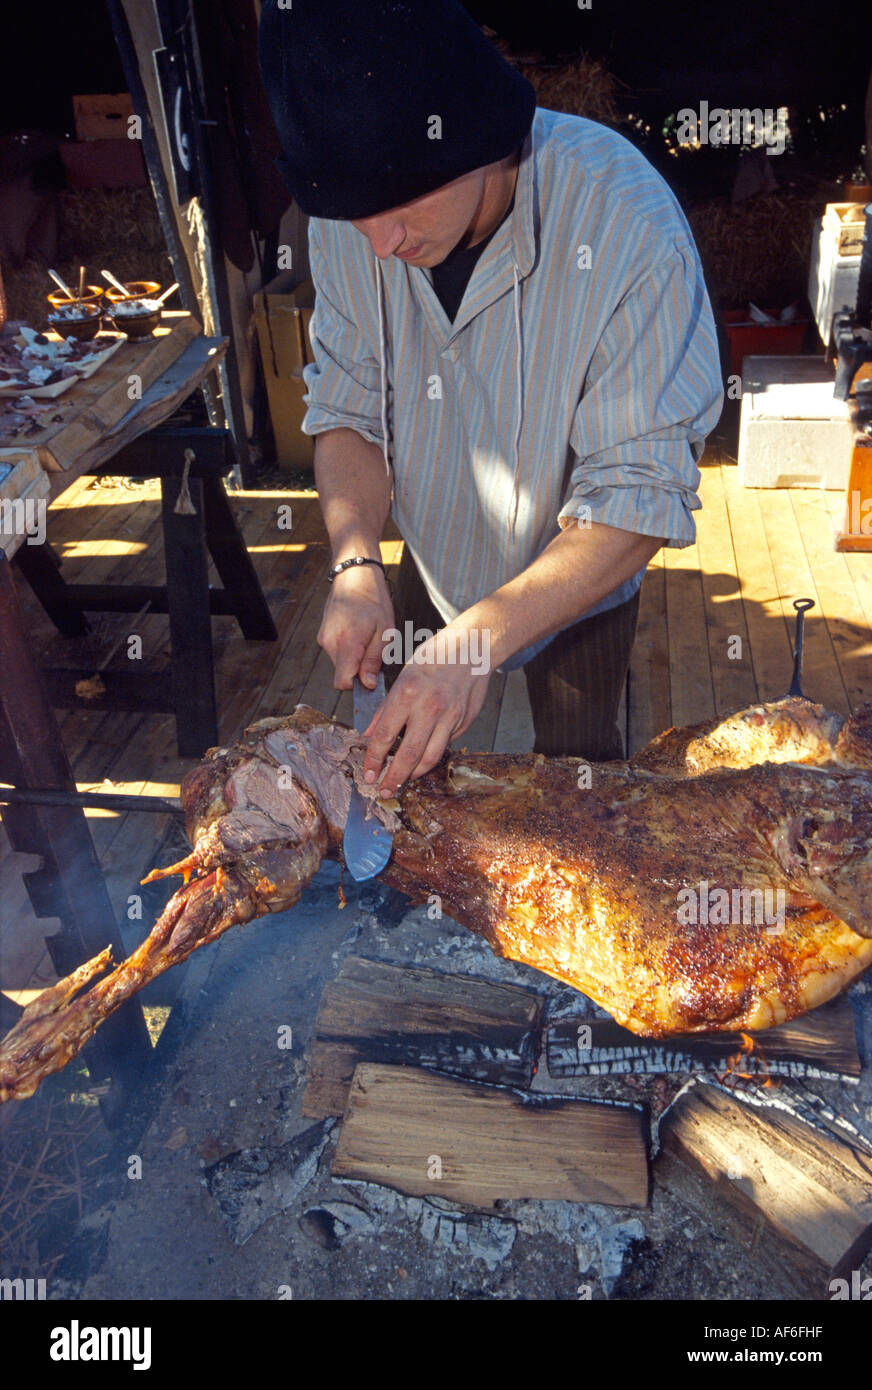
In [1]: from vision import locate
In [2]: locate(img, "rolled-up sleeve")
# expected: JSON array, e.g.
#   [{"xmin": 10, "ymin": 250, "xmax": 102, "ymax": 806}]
[
  {"xmin": 301, "ymin": 219, "xmax": 385, "ymax": 447},
  {"xmin": 559, "ymin": 239, "xmax": 723, "ymax": 547}
]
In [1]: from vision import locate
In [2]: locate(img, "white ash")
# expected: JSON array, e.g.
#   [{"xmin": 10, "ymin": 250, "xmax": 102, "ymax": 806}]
[
  {"xmin": 335, "ymin": 1176, "xmax": 647, "ymax": 1288},
  {"xmin": 332, "ymin": 1181, "xmax": 516, "ymax": 1270}
]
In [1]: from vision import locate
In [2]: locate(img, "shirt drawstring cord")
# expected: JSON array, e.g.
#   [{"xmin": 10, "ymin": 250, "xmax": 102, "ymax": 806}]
[
  {"xmin": 375, "ymin": 257, "xmax": 392, "ymax": 478},
  {"xmin": 509, "ymin": 262, "xmax": 524, "ymax": 539}
]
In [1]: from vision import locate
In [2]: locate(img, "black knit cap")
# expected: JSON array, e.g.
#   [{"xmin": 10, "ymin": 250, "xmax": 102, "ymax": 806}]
[{"xmin": 258, "ymin": 0, "xmax": 536, "ymax": 220}]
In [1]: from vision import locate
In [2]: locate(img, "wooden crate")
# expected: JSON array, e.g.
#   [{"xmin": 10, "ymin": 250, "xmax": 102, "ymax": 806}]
[
  {"xmin": 72, "ymin": 93, "xmax": 135, "ymax": 142},
  {"xmin": 738, "ymin": 355, "xmax": 853, "ymax": 489},
  {"xmin": 835, "ymin": 383, "xmax": 872, "ymax": 551},
  {"xmin": 60, "ymin": 138, "xmax": 146, "ymax": 190},
  {"xmin": 822, "ymin": 202, "xmax": 866, "ymax": 256}
]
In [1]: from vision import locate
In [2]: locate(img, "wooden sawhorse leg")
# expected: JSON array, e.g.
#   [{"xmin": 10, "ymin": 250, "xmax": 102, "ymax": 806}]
[
  {"xmin": 0, "ymin": 551, "xmax": 152, "ymax": 1121},
  {"xmin": 13, "ymin": 539, "xmax": 89, "ymax": 636},
  {"xmin": 11, "ymin": 427, "xmax": 278, "ymax": 757},
  {"xmin": 202, "ymin": 475, "xmax": 277, "ymax": 640},
  {"xmin": 160, "ymin": 472, "xmax": 219, "ymax": 757}
]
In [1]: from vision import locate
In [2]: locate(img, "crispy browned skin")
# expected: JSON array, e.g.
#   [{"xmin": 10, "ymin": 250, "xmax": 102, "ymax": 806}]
[
  {"xmin": 385, "ymin": 751, "xmax": 872, "ymax": 1035},
  {"xmin": 2, "ymin": 697, "xmax": 871, "ymax": 1101},
  {"xmin": 629, "ymin": 697, "xmax": 862, "ymax": 776}
]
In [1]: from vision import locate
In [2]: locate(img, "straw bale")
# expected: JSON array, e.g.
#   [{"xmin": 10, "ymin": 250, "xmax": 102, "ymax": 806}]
[
  {"xmin": 686, "ymin": 192, "xmax": 819, "ymax": 310},
  {"xmin": 3, "ymin": 187, "xmax": 172, "ymax": 330}
]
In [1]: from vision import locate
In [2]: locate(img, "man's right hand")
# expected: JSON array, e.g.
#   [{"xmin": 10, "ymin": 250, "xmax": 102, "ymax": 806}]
[{"xmin": 317, "ymin": 563, "xmax": 394, "ymax": 690}]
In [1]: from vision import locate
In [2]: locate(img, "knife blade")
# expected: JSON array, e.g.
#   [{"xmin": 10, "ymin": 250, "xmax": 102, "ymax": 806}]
[{"xmin": 342, "ymin": 672, "xmax": 394, "ymax": 881}]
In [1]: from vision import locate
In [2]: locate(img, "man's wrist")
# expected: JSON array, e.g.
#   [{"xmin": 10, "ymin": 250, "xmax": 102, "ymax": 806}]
[
  {"xmin": 327, "ymin": 555, "xmax": 387, "ymax": 584},
  {"xmin": 329, "ymin": 536, "xmax": 382, "ymax": 566}
]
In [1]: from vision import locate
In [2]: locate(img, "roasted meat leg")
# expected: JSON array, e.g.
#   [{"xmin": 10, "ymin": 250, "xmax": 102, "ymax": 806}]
[{"xmin": 2, "ymin": 697, "xmax": 871, "ymax": 1102}]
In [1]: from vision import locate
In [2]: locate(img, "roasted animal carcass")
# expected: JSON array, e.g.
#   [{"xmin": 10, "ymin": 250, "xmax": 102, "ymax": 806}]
[{"xmin": 2, "ymin": 697, "xmax": 871, "ymax": 1102}]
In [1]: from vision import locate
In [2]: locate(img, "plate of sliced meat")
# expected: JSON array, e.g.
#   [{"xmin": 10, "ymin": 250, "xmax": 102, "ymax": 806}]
[
  {"xmin": 0, "ymin": 393, "xmax": 66, "ymax": 441},
  {"xmin": 0, "ymin": 327, "xmax": 124, "ymax": 397}
]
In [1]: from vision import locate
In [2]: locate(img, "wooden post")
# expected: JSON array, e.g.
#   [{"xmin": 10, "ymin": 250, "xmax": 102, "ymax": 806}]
[
  {"xmin": 202, "ymin": 476, "xmax": 278, "ymax": 640},
  {"xmin": 13, "ymin": 540, "xmax": 89, "ymax": 636},
  {"xmin": 105, "ymin": 0, "xmax": 223, "ymax": 432}
]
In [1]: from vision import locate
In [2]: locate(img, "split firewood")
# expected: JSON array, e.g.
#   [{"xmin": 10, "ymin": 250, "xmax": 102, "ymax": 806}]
[
  {"xmin": 332, "ymin": 1062, "xmax": 650, "ymax": 1208},
  {"xmin": 546, "ymin": 997, "xmax": 861, "ymax": 1081},
  {"xmin": 658, "ymin": 1081, "xmax": 872, "ymax": 1279}
]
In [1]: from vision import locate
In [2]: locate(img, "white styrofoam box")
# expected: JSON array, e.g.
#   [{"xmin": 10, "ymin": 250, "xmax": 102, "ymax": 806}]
[
  {"xmin": 737, "ymin": 355, "xmax": 854, "ymax": 489},
  {"xmin": 808, "ymin": 217, "xmax": 861, "ymax": 348}
]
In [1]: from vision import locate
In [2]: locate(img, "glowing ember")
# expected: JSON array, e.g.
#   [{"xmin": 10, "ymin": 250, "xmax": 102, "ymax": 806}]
[{"xmin": 719, "ymin": 1031, "xmax": 779, "ymax": 1088}]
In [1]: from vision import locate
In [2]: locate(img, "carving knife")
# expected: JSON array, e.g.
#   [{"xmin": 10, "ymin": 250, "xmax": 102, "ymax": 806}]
[{"xmin": 343, "ymin": 672, "xmax": 394, "ymax": 881}]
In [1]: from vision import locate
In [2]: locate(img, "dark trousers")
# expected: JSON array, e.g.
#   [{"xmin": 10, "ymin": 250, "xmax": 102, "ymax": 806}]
[{"xmin": 387, "ymin": 547, "xmax": 640, "ymax": 761}]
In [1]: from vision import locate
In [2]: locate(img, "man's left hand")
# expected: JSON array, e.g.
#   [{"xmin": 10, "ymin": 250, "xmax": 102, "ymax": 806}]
[{"xmin": 362, "ymin": 633, "xmax": 491, "ymax": 795}]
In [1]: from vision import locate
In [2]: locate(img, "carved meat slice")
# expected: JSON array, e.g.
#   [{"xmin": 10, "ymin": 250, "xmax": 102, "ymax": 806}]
[{"xmin": 1, "ymin": 697, "xmax": 871, "ymax": 1102}]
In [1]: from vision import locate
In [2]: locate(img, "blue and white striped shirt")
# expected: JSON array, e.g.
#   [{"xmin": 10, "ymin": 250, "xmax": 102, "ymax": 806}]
[{"xmin": 302, "ymin": 107, "xmax": 723, "ymax": 665}]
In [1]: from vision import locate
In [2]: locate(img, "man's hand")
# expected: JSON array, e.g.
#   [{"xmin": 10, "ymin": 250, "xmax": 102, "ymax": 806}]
[
  {"xmin": 363, "ymin": 632, "xmax": 491, "ymax": 795},
  {"xmin": 359, "ymin": 521, "xmax": 663, "ymax": 793},
  {"xmin": 317, "ymin": 565, "xmax": 394, "ymax": 690}
]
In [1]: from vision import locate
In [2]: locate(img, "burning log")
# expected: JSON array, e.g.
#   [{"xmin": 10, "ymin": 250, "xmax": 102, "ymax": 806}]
[
  {"xmin": 2, "ymin": 696, "xmax": 872, "ymax": 1104},
  {"xmin": 301, "ymin": 956, "xmax": 544, "ymax": 1120},
  {"xmin": 545, "ymin": 997, "xmax": 862, "ymax": 1082}
]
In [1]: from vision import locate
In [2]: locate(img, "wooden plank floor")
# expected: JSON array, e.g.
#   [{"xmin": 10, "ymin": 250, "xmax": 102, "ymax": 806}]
[{"xmin": 2, "ymin": 448, "xmax": 870, "ymax": 1000}]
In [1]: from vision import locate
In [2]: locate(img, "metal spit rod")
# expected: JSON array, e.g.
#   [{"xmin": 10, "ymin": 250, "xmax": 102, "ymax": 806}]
[
  {"xmin": 0, "ymin": 786, "xmax": 183, "ymax": 816},
  {"xmin": 1, "ymin": 597, "xmax": 820, "ymax": 817}
]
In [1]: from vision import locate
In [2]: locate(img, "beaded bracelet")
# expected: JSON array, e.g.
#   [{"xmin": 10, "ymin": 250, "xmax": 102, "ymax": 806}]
[{"xmin": 327, "ymin": 555, "xmax": 388, "ymax": 584}]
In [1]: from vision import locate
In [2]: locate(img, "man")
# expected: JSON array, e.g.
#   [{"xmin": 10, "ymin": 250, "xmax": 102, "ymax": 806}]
[{"xmin": 259, "ymin": 0, "xmax": 723, "ymax": 800}]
